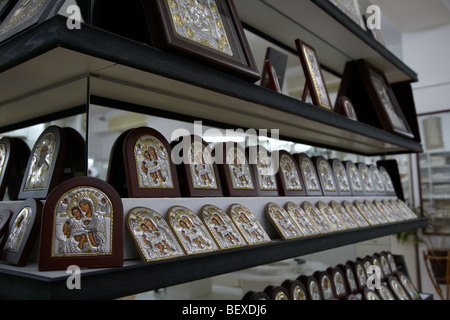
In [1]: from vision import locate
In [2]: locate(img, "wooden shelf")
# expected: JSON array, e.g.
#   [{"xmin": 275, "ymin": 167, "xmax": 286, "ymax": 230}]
[
  {"xmin": 0, "ymin": 16, "xmax": 421, "ymax": 155},
  {"xmin": 235, "ymin": 0, "xmax": 418, "ymax": 83},
  {"xmin": 0, "ymin": 216, "xmax": 428, "ymax": 300}
]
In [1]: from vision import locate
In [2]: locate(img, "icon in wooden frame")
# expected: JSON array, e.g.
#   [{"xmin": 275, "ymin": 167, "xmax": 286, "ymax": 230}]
[
  {"xmin": 358, "ymin": 163, "xmax": 376, "ymax": 196},
  {"xmin": 373, "ymin": 200, "xmax": 397, "ymax": 223},
  {"xmin": 0, "ymin": 0, "xmax": 63, "ymax": 43},
  {"xmin": 388, "ymin": 276, "xmax": 411, "ymax": 300},
  {"xmin": 39, "ymin": 177, "xmax": 124, "ymax": 271},
  {"xmin": 327, "ymin": 267, "xmax": 349, "ymax": 299},
  {"xmin": 247, "ymin": 145, "xmax": 279, "ymax": 197},
  {"xmin": 387, "ymin": 199, "xmax": 410, "ymax": 220},
  {"xmin": 342, "ymin": 200, "xmax": 370, "ymax": 228},
  {"xmin": 336, "ymin": 96, "xmax": 359, "ymax": 121},
  {"xmin": 0, "ymin": 198, "xmax": 42, "ymax": 266},
  {"xmin": 356, "ymin": 60, "xmax": 414, "ymax": 139},
  {"xmin": 314, "ymin": 271, "xmax": 334, "ymax": 300},
  {"xmin": 282, "ymin": 279, "xmax": 308, "ymax": 300},
  {"xmin": 285, "ymin": 202, "xmax": 320, "ymax": 236},
  {"xmin": 0, "ymin": 137, "xmax": 30, "ymax": 200},
  {"xmin": 173, "ymin": 135, "xmax": 222, "ymax": 197},
  {"xmin": 266, "ymin": 202, "xmax": 303, "ymax": 240},
  {"xmin": 364, "ymin": 288, "xmax": 381, "ymax": 300},
  {"xmin": 18, "ymin": 126, "xmax": 67, "ymax": 200},
  {"xmin": 262, "ymin": 60, "xmax": 282, "ymax": 93},
  {"xmin": 216, "ymin": 143, "xmax": 257, "ymax": 197},
  {"xmin": 354, "ymin": 200, "xmax": 381, "ymax": 226},
  {"xmin": 343, "ymin": 160, "xmax": 364, "ymax": 196},
  {"xmin": 379, "ymin": 166, "xmax": 397, "ymax": 196},
  {"xmin": 302, "ymin": 202, "xmax": 334, "ymax": 234},
  {"xmin": 329, "ymin": 158, "xmax": 352, "ymax": 196},
  {"xmin": 378, "ymin": 252, "xmax": 393, "ymax": 278},
  {"xmin": 264, "ymin": 285, "xmax": 290, "ymax": 300},
  {"xmin": 168, "ymin": 205, "xmax": 218, "ymax": 255},
  {"xmin": 329, "ymin": 201, "xmax": 359, "ymax": 230},
  {"xmin": 396, "ymin": 199, "xmax": 417, "ymax": 220},
  {"xmin": 126, "ymin": 207, "xmax": 185, "ymax": 262},
  {"xmin": 339, "ymin": 263, "xmax": 359, "ymax": 295},
  {"xmin": 397, "ymin": 272, "xmax": 422, "ymax": 300},
  {"xmin": 382, "ymin": 199, "xmax": 405, "ymax": 221},
  {"xmin": 369, "ymin": 164, "xmax": 387, "ymax": 195},
  {"xmin": 313, "ymin": 156, "xmax": 339, "ymax": 196},
  {"xmin": 295, "ymin": 39, "xmax": 333, "ymax": 111},
  {"xmin": 363, "ymin": 200, "xmax": 389, "ymax": 224},
  {"xmin": 300, "ymin": 275, "xmax": 324, "ymax": 300},
  {"xmin": 351, "ymin": 260, "xmax": 368, "ymax": 292},
  {"xmin": 141, "ymin": 0, "xmax": 260, "ymax": 82},
  {"xmin": 316, "ymin": 201, "xmax": 347, "ymax": 231},
  {"xmin": 276, "ymin": 150, "xmax": 306, "ymax": 196},
  {"xmin": 201, "ymin": 204, "xmax": 247, "ymax": 250},
  {"xmin": 124, "ymin": 127, "xmax": 180, "ymax": 198},
  {"xmin": 377, "ymin": 283, "xmax": 396, "ymax": 300},
  {"xmin": 296, "ymin": 153, "xmax": 323, "ymax": 196},
  {"xmin": 228, "ymin": 203, "xmax": 271, "ymax": 245}
]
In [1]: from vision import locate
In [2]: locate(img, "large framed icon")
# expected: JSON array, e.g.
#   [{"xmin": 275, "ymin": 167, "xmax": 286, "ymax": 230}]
[
  {"xmin": 124, "ymin": 127, "xmax": 180, "ymax": 198},
  {"xmin": 141, "ymin": 0, "xmax": 260, "ymax": 82},
  {"xmin": 0, "ymin": 198, "xmax": 43, "ymax": 266},
  {"xmin": 38, "ymin": 177, "xmax": 124, "ymax": 271},
  {"xmin": 126, "ymin": 207, "xmax": 185, "ymax": 262},
  {"xmin": 173, "ymin": 135, "xmax": 222, "ymax": 197}
]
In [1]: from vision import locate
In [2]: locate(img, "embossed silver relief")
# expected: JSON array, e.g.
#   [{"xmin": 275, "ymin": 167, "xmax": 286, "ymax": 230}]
[
  {"xmin": 189, "ymin": 141, "xmax": 217, "ymax": 190},
  {"xmin": 167, "ymin": 0, "xmax": 233, "ymax": 56},
  {"xmin": 0, "ymin": 0, "xmax": 47, "ymax": 35},
  {"xmin": 227, "ymin": 147, "xmax": 253, "ymax": 190},
  {"xmin": 280, "ymin": 155, "xmax": 301, "ymax": 191},
  {"xmin": 5, "ymin": 207, "xmax": 31, "ymax": 253},
  {"xmin": 24, "ymin": 133, "xmax": 56, "ymax": 191}
]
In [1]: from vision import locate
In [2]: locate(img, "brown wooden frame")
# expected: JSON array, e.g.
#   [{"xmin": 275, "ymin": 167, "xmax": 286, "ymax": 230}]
[
  {"xmin": 313, "ymin": 156, "xmax": 339, "ymax": 196},
  {"xmin": 142, "ymin": 0, "xmax": 260, "ymax": 82},
  {"xmin": 39, "ymin": 176, "xmax": 124, "ymax": 271},
  {"xmin": 296, "ymin": 153, "xmax": 323, "ymax": 196},
  {"xmin": 247, "ymin": 145, "xmax": 279, "ymax": 197}
]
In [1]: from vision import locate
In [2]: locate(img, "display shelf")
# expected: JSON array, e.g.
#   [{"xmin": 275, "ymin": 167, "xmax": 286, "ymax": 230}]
[
  {"xmin": 0, "ymin": 16, "xmax": 422, "ymax": 155},
  {"xmin": 235, "ymin": 0, "xmax": 417, "ymax": 83},
  {"xmin": 0, "ymin": 216, "xmax": 428, "ymax": 300}
]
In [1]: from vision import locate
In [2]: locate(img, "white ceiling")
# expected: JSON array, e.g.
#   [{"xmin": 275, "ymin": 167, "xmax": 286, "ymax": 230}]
[{"xmin": 368, "ymin": 0, "xmax": 450, "ymax": 33}]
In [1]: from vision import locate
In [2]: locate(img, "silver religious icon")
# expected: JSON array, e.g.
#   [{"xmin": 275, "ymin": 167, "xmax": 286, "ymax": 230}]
[
  {"xmin": 342, "ymin": 200, "xmax": 370, "ymax": 228},
  {"xmin": 226, "ymin": 146, "xmax": 254, "ymax": 190},
  {"xmin": 317, "ymin": 201, "xmax": 347, "ymax": 231},
  {"xmin": 318, "ymin": 273, "xmax": 334, "ymax": 300},
  {"xmin": 188, "ymin": 140, "xmax": 218, "ymax": 190},
  {"xmin": 369, "ymin": 165, "xmax": 387, "ymax": 195},
  {"xmin": 298, "ymin": 154, "xmax": 322, "ymax": 196},
  {"xmin": 344, "ymin": 161, "xmax": 364, "ymax": 195},
  {"xmin": 201, "ymin": 204, "xmax": 247, "ymax": 250},
  {"xmin": 255, "ymin": 149, "xmax": 278, "ymax": 192},
  {"xmin": 51, "ymin": 187, "xmax": 114, "ymax": 258},
  {"xmin": 228, "ymin": 203, "xmax": 271, "ymax": 246},
  {"xmin": 388, "ymin": 277, "xmax": 410, "ymax": 300},
  {"xmin": 354, "ymin": 200, "xmax": 381, "ymax": 226},
  {"xmin": 398, "ymin": 272, "xmax": 422, "ymax": 300},
  {"xmin": 285, "ymin": 202, "xmax": 320, "ymax": 236},
  {"xmin": 280, "ymin": 153, "xmax": 302, "ymax": 192},
  {"xmin": 373, "ymin": 200, "xmax": 397, "ymax": 223},
  {"xmin": 0, "ymin": 143, "xmax": 6, "ymax": 179},
  {"xmin": 381, "ymin": 199, "xmax": 405, "ymax": 221},
  {"xmin": 329, "ymin": 201, "xmax": 359, "ymax": 229},
  {"xmin": 363, "ymin": 200, "xmax": 388, "ymax": 224},
  {"xmin": 395, "ymin": 199, "xmax": 417, "ymax": 220},
  {"xmin": 168, "ymin": 205, "xmax": 218, "ymax": 255},
  {"xmin": 266, "ymin": 202, "xmax": 303, "ymax": 240},
  {"xmin": 127, "ymin": 207, "xmax": 185, "ymax": 262},
  {"xmin": 302, "ymin": 202, "xmax": 334, "ymax": 234},
  {"xmin": 379, "ymin": 166, "xmax": 396, "ymax": 195},
  {"xmin": 358, "ymin": 164, "xmax": 375, "ymax": 195},
  {"xmin": 377, "ymin": 284, "xmax": 396, "ymax": 300},
  {"xmin": 314, "ymin": 157, "xmax": 338, "ymax": 196},
  {"xmin": 331, "ymin": 159, "xmax": 352, "ymax": 196},
  {"xmin": 134, "ymin": 135, "xmax": 174, "ymax": 190},
  {"xmin": 4, "ymin": 206, "xmax": 32, "ymax": 254}
]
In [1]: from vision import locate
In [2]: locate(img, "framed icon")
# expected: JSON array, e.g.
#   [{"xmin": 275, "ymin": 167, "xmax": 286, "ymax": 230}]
[
  {"xmin": 329, "ymin": 158, "xmax": 352, "ymax": 196},
  {"xmin": 296, "ymin": 153, "xmax": 323, "ymax": 196},
  {"xmin": 281, "ymin": 279, "xmax": 308, "ymax": 300},
  {"xmin": 351, "ymin": 260, "xmax": 368, "ymax": 292},
  {"xmin": 260, "ymin": 47, "xmax": 288, "ymax": 91},
  {"xmin": 247, "ymin": 145, "xmax": 279, "ymax": 197},
  {"xmin": 315, "ymin": 271, "xmax": 334, "ymax": 300},
  {"xmin": 0, "ymin": 0, "xmax": 63, "ymax": 43},
  {"xmin": 385, "ymin": 251, "xmax": 399, "ymax": 274},
  {"xmin": 39, "ymin": 177, "xmax": 124, "ymax": 271},
  {"xmin": 295, "ymin": 39, "xmax": 333, "ymax": 111},
  {"xmin": 328, "ymin": 267, "xmax": 349, "ymax": 299},
  {"xmin": 262, "ymin": 60, "xmax": 282, "ymax": 93},
  {"xmin": 313, "ymin": 156, "xmax": 339, "ymax": 196},
  {"xmin": 342, "ymin": 200, "xmax": 370, "ymax": 228},
  {"xmin": 228, "ymin": 203, "xmax": 271, "ymax": 246},
  {"xmin": 266, "ymin": 202, "xmax": 303, "ymax": 240},
  {"xmin": 0, "ymin": 137, "xmax": 30, "ymax": 200},
  {"xmin": 397, "ymin": 272, "xmax": 422, "ymax": 300},
  {"xmin": 174, "ymin": 135, "xmax": 222, "ymax": 197},
  {"xmin": 374, "ymin": 200, "xmax": 397, "ymax": 223},
  {"xmin": 343, "ymin": 160, "xmax": 364, "ymax": 196},
  {"xmin": 396, "ymin": 199, "xmax": 417, "ymax": 220},
  {"xmin": 285, "ymin": 202, "xmax": 320, "ymax": 236},
  {"xmin": 378, "ymin": 252, "xmax": 393, "ymax": 278},
  {"xmin": 377, "ymin": 283, "xmax": 396, "ymax": 300},
  {"xmin": 141, "ymin": 0, "xmax": 260, "ymax": 82},
  {"xmin": 337, "ymin": 96, "xmax": 359, "ymax": 121},
  {"xmin": 356, "ymin": 60, "xmax": 414, "ymax": 138},
  {"xmin": 329, "ymin": 201, "xmax": 359, "ymax": 230},
  {"xmin": 339, "ymin": 263, "xmax": 359, "ymax": 295},
  {"xmin": 242, "ymin": 291, "xmax": 270, "ymax": 301},
  {"xmin": 369, "ymin": 164, "xmax": 387, "ymax": 195},
  {"xmin": 264, "ymin": 285, "xmax": 290, "ymax": 300},
  {"xmin": 276, "ymin": 150, "xmax": 306, "ymax": 196},
  {"xmin": 364, "ymin": 288, "xmax": 381, "ymax": 300},
  {"xmin": 378, "ymin": 166, "xmax": 397, "ymax": 196},
  {"xmin": 358, "ymin": 163, "xmax": 375, "ymax": 195},
  {"xmin": 354, "ymin": 200, "xmax": 381, "ymax": 226},
  {"xmin": 317, "ymin": 201, "xmax": 347, "ymax": 231},
  {"xmin": 302, "ymin": 202, "xmax": 334, "ymax": 234},
  {"xmin": 0, "ymin": 198, "xmax": 42, "ymax": 266},
  {"xmin": 18, "ymin": 126, "xmax": 67, "ymax": 200},
  {"xmin": 363, "ymin": 200, "xmax": 388, "ymax": 224},
  {"xmin": 124, "ymin": 127, "xmax": 180, "ymax": 198},
  {"xmin": 168, "ymin": 205, "xmax": 218, "ymax": 255},
  {"xmin": 126, "ymin": 207, "xmax": 185, "ymax": 262},
  {"xmin": 0, "ymin": 209, "xmax": 12, "ymax": 239},
  {"xmin": 301, "ymin": 275, "xmax": 324, "ymax": 300},
  {"xmin": 382, "ymin": 199, "xmax": 405, "ymax": 221},
  {"xmin": 217, "ymin": 143, "xmax": 257, "ymax": 197},
  {"xmin": 201, "ymin": 204, "xmax": 247, "ymax": 250},
  {"xmin": 388, "ymin": 276, "xmax": 411, "ymax": 300},
  {"xmin": 387, "ymin": 199, "xmax": 410, "ymax": 220}
]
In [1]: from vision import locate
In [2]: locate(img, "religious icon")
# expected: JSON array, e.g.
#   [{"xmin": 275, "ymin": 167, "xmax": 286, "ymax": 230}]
[
  {"xmin": 342, "ymin": 201, "xmax": 370, "ymax": 228},
  {"xmin": 4, "ymin": 206, "xmax": 31, "ymax": 254},
  {"xmin": 127, "ymin": 207, "xmax": 184, "ymax": 262},
  {"xmin": 201, "ymin": 204, "xmax": 247, "ymax": 250},
  {"xmin": 373, "ymin": 200, "xmax": 397, "ymax": 223},
  {"xmin": 168, "ymin": 205, "xmax": 218, "ymax": 255},
  {"xmin": 285, "ymin": 202, "xmax": 320, "ymax": 236},
  {"xmin": 314, "ymin": 156, "xmax": 338, "ymax": 196},
  {"xmin": 363, "ymin": 200, "xmax": 389, "ymax": 224},
  {"xmin": 266, "ymin": 202, "xmax": 303, "ymax": 240},
  {"xmin": 302, "ymin": 202, "xmax": 334, "ymax": 234},
  {"xmin": 317, "ymin": 201, "xmax": 347, "ymax": 231},
  {"xmin": 329, "ymin": 201, "xmax": 359, "ymax": 229},
  {"xmin": 354, "ymin": 200, "xmax": 381, "ymax": 226},
  {"xmin": 297, "ymin": 153, "xmax": 322, "ymax": 196},
  {"xmin": 248, "ymin": 146, "xmax": 279, "ymax": 196},
  {"xmin": 229, "ymin": 203, "xmax": 271, "ymax": 245}
]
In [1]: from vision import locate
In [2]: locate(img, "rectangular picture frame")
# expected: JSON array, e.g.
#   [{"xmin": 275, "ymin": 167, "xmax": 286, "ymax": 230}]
[{"xmin": 141, "ymin": 0, "xmax": 260, "ymax": 82}]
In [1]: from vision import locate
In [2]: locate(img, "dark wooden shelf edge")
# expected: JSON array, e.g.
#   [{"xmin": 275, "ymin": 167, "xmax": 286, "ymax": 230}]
[
  {"xmin": 0, "ymin": 218, "xmax": 427, "ymax": 299},
  {"xmin": 311, "ymin": 0, "xmax": 418, "ymax": 83}
]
